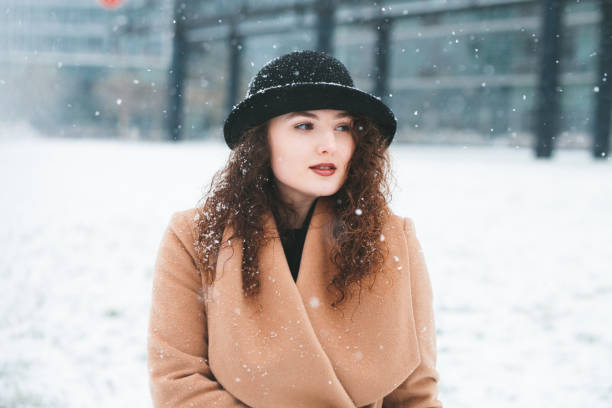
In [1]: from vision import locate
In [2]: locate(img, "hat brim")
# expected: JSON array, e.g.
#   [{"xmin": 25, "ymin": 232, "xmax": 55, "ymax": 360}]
[{"xmin": 223, "ymin": 82, "xmax": 397, "ymax": 149}]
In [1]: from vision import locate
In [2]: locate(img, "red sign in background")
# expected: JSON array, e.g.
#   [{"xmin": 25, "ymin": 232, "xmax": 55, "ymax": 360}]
[{"xmin": 99, "ymin": 0, "xmax": 123, "ymax": 9}]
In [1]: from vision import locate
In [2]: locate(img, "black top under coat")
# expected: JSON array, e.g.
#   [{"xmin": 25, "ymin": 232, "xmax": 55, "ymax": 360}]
[{"xmin": 277, "ymin": 198, "xmax": 318, "ymax": 282}]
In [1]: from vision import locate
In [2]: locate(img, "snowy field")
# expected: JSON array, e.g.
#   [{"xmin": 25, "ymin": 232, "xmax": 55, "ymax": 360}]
[{"xmin": 1, "ymin": 126, "xmax": 611, "ymax": 408}]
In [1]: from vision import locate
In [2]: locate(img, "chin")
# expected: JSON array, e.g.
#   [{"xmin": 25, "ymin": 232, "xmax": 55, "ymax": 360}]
[{"xmin": 309, "ymin": 184, "xmax": 342, "ymax": 197}]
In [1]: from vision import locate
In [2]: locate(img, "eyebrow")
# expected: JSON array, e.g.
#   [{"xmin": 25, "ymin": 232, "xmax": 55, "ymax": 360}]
[{"xmin": 284, "ymin": 111, "xmax": 351, "ymax": 120}]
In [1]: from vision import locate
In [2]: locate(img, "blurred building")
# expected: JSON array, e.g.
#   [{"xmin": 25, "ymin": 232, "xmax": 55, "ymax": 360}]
[
  {"xmin": 0, "ymin": 0, "xmax": 172, "ymax": 139},
  {"xmin": 179, "ymin": 0, "xmax": 602, "ymax": 148},
  {"xmin": 0, "ymin": 0, "xmax": 171, "ymax": 68},
  {"xmin": 0, "ymin": 0, "xmax": 606, "ymax": 149}
]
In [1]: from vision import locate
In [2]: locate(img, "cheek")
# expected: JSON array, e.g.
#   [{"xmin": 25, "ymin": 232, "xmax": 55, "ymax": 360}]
[
  {"xmin": 339, "ymin": 137, "xmax": 356, "ymax": 167},
  {"xmin": 269, "ymin": 134, "xmax": 287, "ymax": 166},
  {"xmin": 270, "ymin": 142, "xmax": 303, "ymax": 180}
]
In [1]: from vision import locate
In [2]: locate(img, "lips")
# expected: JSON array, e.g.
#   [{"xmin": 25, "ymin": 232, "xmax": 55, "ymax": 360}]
[
  {"xmin": 309, "ymin": 163, "xmax": 336, "ymax": 170},
  {"xmin": 310, "ymin": 162, "xmax": 336, "ymax": 176}
]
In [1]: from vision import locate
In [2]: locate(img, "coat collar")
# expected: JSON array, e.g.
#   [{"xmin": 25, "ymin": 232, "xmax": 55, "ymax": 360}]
[{"xmin": 204, "ymin": 197, "xmax": 420, "ymax": 407}]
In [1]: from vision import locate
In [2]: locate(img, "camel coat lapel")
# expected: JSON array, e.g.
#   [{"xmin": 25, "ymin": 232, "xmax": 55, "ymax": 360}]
[{"xmin": 204, "ymin": 197, "xmax": 421, "ymax": 407}]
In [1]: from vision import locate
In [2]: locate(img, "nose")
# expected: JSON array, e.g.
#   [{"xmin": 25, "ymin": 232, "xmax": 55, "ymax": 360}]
[{"xmin": 316, "ymin": 128, "xmax": 337, "ymax": 155}]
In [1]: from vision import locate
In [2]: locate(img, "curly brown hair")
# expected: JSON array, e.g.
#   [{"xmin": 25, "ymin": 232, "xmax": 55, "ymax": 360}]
[{"xmin": 193, "ymin": 113, "xmax": 395, "ymax": 309}]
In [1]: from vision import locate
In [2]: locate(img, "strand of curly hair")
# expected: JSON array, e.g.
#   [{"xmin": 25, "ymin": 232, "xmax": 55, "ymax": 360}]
[{"xmin": 192, "ymin": 114, "xmax": 395, "ymax": 309}]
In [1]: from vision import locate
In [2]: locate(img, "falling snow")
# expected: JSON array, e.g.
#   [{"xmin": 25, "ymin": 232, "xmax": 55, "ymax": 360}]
[{"xmin": 309, "ymin": 296, "xmax": 320, "ymax": 308}]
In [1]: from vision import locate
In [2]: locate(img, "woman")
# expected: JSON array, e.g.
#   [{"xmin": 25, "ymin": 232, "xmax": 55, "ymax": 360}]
[{"xmin": 147, "ymin": 50, "xmax": 442, "ymax": 408}]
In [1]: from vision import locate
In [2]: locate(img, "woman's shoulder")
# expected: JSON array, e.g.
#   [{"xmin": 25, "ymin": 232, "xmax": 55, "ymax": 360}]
[
  {"xmin": 162, "ymin": 207, "xmax": 200, "ymax": 252},
  {"xmin": 386, "ymin": 209, "xmax": 415, "ymax": 233},
  {"xmin": 384, "ymin": 211, "xmax": 424, "ymax": 254},
  {"xmin": 167, "ymin": 207, "xmax": 199, "ymax": 231}
]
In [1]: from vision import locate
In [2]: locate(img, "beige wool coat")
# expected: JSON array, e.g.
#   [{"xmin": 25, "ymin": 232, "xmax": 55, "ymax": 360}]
[{"xmin": 147, "ymin": 197, "xmax": 442, "ymax": 407}]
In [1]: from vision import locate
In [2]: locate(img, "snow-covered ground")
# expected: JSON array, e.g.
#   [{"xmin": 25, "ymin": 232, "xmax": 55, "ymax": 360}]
[{"xmin": 1, "ymin": 127, "xmax": 610, "ymax": 407}]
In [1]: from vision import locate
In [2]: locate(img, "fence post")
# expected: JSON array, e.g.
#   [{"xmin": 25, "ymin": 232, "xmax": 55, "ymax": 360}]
[
  {"xmin": 166, "ymin": 0, "xmax": 186, "ymax": 141},
  {"xmin": 227, "ymin": 22, "xmax": 243, "ymax": 116},
  {"xmin": 593, "ymin": 0, "xmax": 612, "ymax": 159},
  {"xmin": 373, "ymin": 16, "xmax": 392, "ymax": 104},
  {"xmin": 535, "ymin": 0, "xmax": 565, "ymax": 157},
  {"xmin": 315, "ymin": 0, "xmax": 335, "ymax": 54}
]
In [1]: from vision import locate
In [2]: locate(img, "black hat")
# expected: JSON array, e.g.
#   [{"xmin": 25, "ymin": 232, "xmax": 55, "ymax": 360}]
[{"xmin": 223, "ymin": 50, "xmax": 397, "ymax": 150}]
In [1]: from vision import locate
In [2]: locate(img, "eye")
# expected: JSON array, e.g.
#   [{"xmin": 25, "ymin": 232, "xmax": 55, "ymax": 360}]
[
  {"xmin": 336, "ymin": 123, "xmax": 352, "ymax": 132},
  {"xmin": 295, "ymin": 122, "xmax": 313, "ymax": 130}
]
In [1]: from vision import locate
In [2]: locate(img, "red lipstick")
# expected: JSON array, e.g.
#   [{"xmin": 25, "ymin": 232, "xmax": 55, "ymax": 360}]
[{"xmin": 309, "ymin": 162, "xmax": 336, "ymax": 176}]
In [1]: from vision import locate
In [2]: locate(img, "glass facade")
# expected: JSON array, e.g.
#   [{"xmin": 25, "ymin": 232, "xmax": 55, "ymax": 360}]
[
  {"xmin": 0, "ymin": 0, "xmax": 605, "ymax": 146},
  {"xmin": 0, "ymin": 0, "xmax": 171, "ymax": 67},
  {"xmin": 183, "ymin": 0, "xmax": 602, "ymax": 145}
]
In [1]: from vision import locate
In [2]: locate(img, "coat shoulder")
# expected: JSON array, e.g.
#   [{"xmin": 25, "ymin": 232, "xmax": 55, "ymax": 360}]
[
  {"xmin": 168, "ymin": 207, "xmax": 199, "ymax": 232},
  {"xmin": 386, "ymin": 212, "xmax": 421, "ymax": 251},
  {"xmin": 387, "ymin": 210, "xmax": 414, "ymax": 231},
  {"xmin": 165, "ymin": 207, "xmax": 200, "ymax": 257}
]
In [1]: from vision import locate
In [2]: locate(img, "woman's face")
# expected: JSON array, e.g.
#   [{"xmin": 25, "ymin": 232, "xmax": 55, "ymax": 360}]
[{"xmin": 267, "ymin": 109, "xmax": 356, "ymax": 206}]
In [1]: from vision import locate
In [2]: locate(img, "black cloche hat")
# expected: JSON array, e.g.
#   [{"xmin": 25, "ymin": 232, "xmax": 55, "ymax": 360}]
[{"xmin": 223, "ymin": 50, "xmax": 397, "ymax": 150}]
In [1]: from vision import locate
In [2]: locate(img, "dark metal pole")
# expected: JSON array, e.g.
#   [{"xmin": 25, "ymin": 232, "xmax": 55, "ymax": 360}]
[
  {"xmin": 315, "ymin": 0, "xmax": 335, "ymax": 54},
  {"xmin": 496, "ymin": 86, "xmax": 512, "ymax": 138},
  {"xmin": 593, "ymin": 0, "xmax": 612, "ymax": 159},
  {"xmin": 535, "ymin": 0, "xmax": 565, "ymax": 158},
  {"xmin": 373, "ymin": 17, "xmax": 392, "ymax": 103},
  {"xmin": 227, "ymin": 22, "xmax": 243, "ymax": 115},
  {"xmin": 166, "ymin": 1, "xmax": 187, "ymax": 141}
]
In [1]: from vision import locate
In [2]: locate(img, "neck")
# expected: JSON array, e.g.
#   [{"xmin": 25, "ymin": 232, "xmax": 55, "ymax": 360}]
[{"xmin": 287, "ymin": 198, "xmax": 317, "ymax": 228}]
